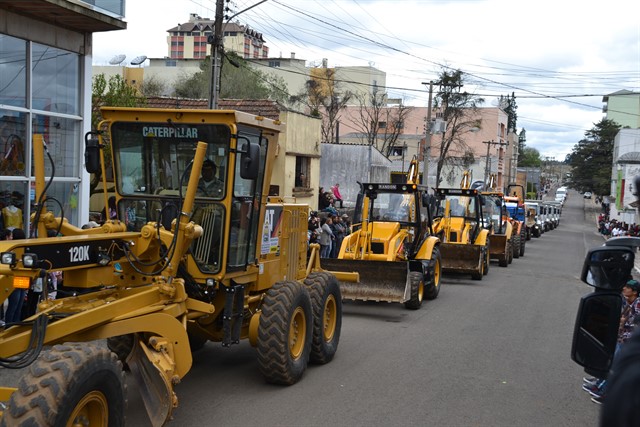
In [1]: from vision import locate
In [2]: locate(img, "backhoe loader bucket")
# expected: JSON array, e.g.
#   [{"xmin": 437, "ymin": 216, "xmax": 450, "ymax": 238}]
[
  {"xmin": 438, "ymin": 242, "xmax": 483, "ymax": 274},
  {"xmin": 321, "ymin": 258, "xmax": 410, "ymax": 303},
  {"xmin": 489, "ymin": 234, "xmax": 508, "ymax": 260}
]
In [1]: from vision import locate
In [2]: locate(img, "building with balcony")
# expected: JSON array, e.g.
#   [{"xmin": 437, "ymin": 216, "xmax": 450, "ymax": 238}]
[
  {"xmin": 167, "ymin": 13, "xmax": 268, "ymax": 60},
  {"xmin": 1, "ymin": 1, "xmax": 126, "ymax": 228}
]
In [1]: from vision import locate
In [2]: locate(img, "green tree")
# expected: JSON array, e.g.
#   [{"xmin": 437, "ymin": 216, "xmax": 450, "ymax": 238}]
[
  {"xmin": 91, "ymin": 73, "xmax": 145, "ymax": 193},
  {"xmin": 174, "ymin": 53, "xmax": 289, "ymax": 102},
  {"xmin": 92, "ymin": 73, "xmax": 144, "ymax": 129},
  {"xmin": 140, "ymin": 75, "xmax": 166, "ymax": 97},
  {"xmin": 517, "ymin": 128, "xmax": 527, "ymax": 165},
  {"xmin": 290, "ymin": 68, "xmax": 352, "ymax": 143},
  {"xmin": 567, "ymin": 119, "xmax": 621, "ymax": 195},
  {"xmin": 519, "ymin": 146, "xmax": 542, "ymax": 167},
  {"xmin": 432, "ymin": 68, "xmax": 484, "ymax": 186}
]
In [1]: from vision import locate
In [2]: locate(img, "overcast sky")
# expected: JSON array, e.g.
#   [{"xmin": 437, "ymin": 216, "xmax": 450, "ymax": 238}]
[{"xmin": 93, "ymin": 0, "xmax": 640, "ymax": 161}]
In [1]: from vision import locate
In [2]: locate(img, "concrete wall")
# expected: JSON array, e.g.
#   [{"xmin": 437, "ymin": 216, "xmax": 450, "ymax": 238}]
[
  {"xmin": 319, "ymin": 144, "xmax": 390, "ymax": 207},
  {"xmin": 273, "ymin": 110, "xmax": 322, "ymax": 208}
]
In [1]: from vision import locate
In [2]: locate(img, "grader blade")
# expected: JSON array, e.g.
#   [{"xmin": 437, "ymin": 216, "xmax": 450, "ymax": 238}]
[
  {"xmin": 321, "ymin": 258, "xmax": 409, "ymax": 303},
  {"xmin": 128, "ymin": 339, "xmax": 175, "ymax": 427},
  {"xmin": 438, "ymin": 242, "xmax": 483, "ymax": 274}
]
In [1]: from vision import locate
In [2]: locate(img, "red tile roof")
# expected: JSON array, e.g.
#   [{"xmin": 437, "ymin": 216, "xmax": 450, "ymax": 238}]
[{"xmin": 145, "ymin": 96, "xmax": 284, "ymax": 120}]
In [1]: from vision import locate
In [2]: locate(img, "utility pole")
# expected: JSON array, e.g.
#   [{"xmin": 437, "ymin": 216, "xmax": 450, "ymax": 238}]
[
  {"xmin": 421, "ymin": 81, "xmax": 435, "ymax": 186},
  {"xmin": 208, "ymin": 0, "xmax": 268, "ymax": 109},
  {"xmin": 208, "ymin": 0, "xmax": 225, "ymax": 109},
  {"xmin": 482, "ymin": 140, "xmax": 508, "ymax": 185}
]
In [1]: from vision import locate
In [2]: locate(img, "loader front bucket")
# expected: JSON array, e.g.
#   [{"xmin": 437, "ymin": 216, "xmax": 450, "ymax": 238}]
[
  {"xmin": 488, "ymin": 234, "xmax": 508, "ymax": 261},
  {"xmin": 320, "ymin": 258, "xmax": 409, "ymax": 303},
  {"xmin": 438, "ymin": 242, "xmax": 483, "ymax": 275}
]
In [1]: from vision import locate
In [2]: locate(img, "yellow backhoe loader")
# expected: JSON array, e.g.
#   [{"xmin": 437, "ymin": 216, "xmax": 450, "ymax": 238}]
[
  {"xmin": 0, "ymin": 108, "xmax": 344, "ymax": 426},
  {"xmin": 431, "ymin": 185, "xmax": 491, "ymax": 280},
  {"xmin": 319, "ymin": 159, "xmax": 442, "ymax": 309}
]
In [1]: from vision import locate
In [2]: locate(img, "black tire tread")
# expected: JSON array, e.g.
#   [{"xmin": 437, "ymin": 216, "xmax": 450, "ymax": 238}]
[
  {"xmin": 304, "ymin": 272, "xmax": 342, "ymax": 364},
  {"xmin": 424, "ymin": 247, "xmax": 442, "ymax": 300},
  {"xmin": 1, "ymin": 342, "xmax": 126, "ymax": 427},
  {"xmin": 257, "ymin": 281, "xmax": 312, "ymax": 385},
  {"xmin": 404, "ymin": 272, "xmax": 424, "ymax": 310}
]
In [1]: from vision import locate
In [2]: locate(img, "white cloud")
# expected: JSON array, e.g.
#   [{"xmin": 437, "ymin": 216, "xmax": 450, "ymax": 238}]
[{"xmin": 93, "ymin": 0, "xmax": 640, "ymax": 160}]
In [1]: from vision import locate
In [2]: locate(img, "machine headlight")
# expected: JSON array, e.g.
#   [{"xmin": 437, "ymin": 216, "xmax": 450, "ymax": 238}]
[
  {"xmin": 1, "ymin": 252, "xmax": 16, "ymax": 265},
  {"xmin": 22, "ymin": 253, "xmax": 39, "ymax": 268}
]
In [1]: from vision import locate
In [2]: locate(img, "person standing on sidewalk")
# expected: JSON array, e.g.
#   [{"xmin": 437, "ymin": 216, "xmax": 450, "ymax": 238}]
[{"xmin": 331, "ymin": 183, "xmax": 343, "ymax": 209}]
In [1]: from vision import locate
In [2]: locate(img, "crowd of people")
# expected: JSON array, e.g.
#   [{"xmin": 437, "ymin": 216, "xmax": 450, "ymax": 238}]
[
  {"xmin": 308, "ymin": 211, "xmax": 351, "ymax": 258},
  {"xmin": 311, "ymin": 183, "xmax": 351, "ymax": 258},
  {"xmin": 597, "ymin": 215, "xmax": 640, "ymax": 237}
]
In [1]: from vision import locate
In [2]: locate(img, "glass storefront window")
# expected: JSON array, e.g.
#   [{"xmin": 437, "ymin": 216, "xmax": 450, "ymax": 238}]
[
  {"xmin": 0, "ymin": 35, "xmax": 27, "ymax": 108},
  {"xmin": 33, "ymin": 114, "xmax": 80, "ymax": 177},
  {"xmin": 0, "ymin": 110, "xmax": 27, "ymax": 177},
  {"xmin": 1, "ymin": 35, "xmax": 83, "ymax": 228},
  {"xmin": 32, "ymin": 43, "xmax": 80, "ymax": 115},
  {"xmin": 40, "ymin": 181, "xmax": 80, "ymax": 226},
  {"xmin": 0, "ymin": 181, "xmax": 28, "ymax": 232}
]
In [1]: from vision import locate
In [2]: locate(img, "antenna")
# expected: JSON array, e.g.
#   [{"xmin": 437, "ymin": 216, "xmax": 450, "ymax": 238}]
[
  {"xmin": 109, "ymin": 54, "xmax": 126, "ymax": 65},
  {"xmin": 131, "ymin": 55, "xmax": 148, "ymax": 66}
]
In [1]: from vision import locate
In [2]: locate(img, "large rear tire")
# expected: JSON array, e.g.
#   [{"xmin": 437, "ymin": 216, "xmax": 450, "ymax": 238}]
[
  {"xmin": 304, "ymin": 272, "xmax": 342, "ymax": 364},
  {"xmin": 519, "ymin": 229, "xmax": 526, "ymax": 256},
  {"xmin": 424, "ymin": 247, "xmax": 442, "ymax": 300},
  {"xmin": 1, "ymin": 343, "xmax": 125, "ymax": 427},
  {"xmin": 507, "ymin": 240, "xmax": 514, "ymax": 264},
  {"xmin": 107, "ymin": 334, "xmax": 134, "ymax": 369},
  {"xmin": 404, "ymin": 271, "xmax": 424, "ymax": 310},
  {"xmin": 424, "ymin": 248, "xmax": 442, "ymax": 300},
  {"xmin": 483, "ymin": 243, "xmax": 490, "ymax": 275},
  {"xmin": 257, "ymin": 281, "xmax": 312, "ymax": 385},
  {"xmin": 498, "ymin": 240, "xmax": 509, "ymax": 267},
  {"xmin": 512, "ymin": 234, "xmax": 521, "ymax": 259}
]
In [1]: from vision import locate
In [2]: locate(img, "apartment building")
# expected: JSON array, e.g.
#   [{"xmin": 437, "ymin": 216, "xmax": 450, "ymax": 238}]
[{"xmin": 167, "ymin": 13, "xmax": 268, "ymax": 60}]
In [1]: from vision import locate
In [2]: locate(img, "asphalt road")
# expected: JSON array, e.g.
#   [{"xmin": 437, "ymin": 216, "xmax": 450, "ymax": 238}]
[
  {"xmin": 121, "ymin": 189, "xmax": 605, "ymax": 426},
  {"xmin": 0, "ymin": 190, "xmax": 605, "ymax": 426}
]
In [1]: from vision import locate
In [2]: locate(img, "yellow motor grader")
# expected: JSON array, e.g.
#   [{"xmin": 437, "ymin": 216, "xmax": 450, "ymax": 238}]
[
  {"xmin": 319, "ymin": 159, "xmax": 442, "ymax": 309},
  {"xmin": 0, "ymin": 108, "xmax": 343, "ymax": 426},
  {"xmin": 431, "ymin": 172, "xmax": 490, "ymax": 280}
]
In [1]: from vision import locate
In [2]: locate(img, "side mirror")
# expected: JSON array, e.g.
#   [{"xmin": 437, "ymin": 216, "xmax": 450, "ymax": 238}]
[
  {"xmin": 84, "ymin": 132, "xmax": 101, "ymax": 174},
  {"xmin": 580, "ymin": 246, "xmax": 634, "ymax": 290},
  {"xmin": 239, "ymin": 142, "xmax": 260, "ymax": 180},
  {"xmin": 571, "ymin": 291, "xmax": 622, "ymax": 378}
]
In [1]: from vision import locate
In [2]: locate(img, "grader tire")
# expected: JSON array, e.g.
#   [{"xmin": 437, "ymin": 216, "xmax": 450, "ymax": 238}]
[
  {"xmin": 304, "ymin": 272, "xmax": 342, "ymax": 364},
  {"xmin": 424, "ymin": 247, "xmax": 442, "ymax": 300},
  {"xmin": 107, "ymin": 334, "xmax": 134, "ymax": 369},
  {"xmin": 508, "ymin": 240, "xmax": 514, "ymax": 264},
  {"xmin": 257, "ymin": 281, "xmax": 312, "ymax": 385},
  {"xmin": 1, "ymin": 342, "xmax": 125, "ymax": 427},
  {"xmin": 404, "ymin": 272, "xmax": 425, "ymax": 310},
  {"xmin": 513, "ymin": 235, "xmax": 521, "ymax": 259}
]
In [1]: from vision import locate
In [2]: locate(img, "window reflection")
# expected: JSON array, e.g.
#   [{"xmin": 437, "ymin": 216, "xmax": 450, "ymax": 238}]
[
  {"xmin": 0, "ymin": 111, "xmax": 27, "ymax": 176},
  {"xmin": 0, "ymin": 35, "xmax": 27, "ymax": 108},
  {"xmin": 32, "ymin": 43, "xmax": 79, "ymax": 115}
]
